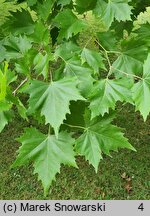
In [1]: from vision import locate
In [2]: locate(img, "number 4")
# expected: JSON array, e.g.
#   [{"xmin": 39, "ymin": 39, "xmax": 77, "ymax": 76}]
[{"xmin": 138, "ymin": 203, "xmax": 144, "ymax": 211}]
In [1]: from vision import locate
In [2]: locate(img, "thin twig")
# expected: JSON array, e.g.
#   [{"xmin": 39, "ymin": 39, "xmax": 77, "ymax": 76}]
[
  {"xmin": 94, "ymin": 39, "xmax": 143, "ymax": 80},
  {"xmin": 13, "ymin": 78, "xmax": 28, "ymax": 96},
  {"xmin": 107, "ymin": 50, "xmax": 121, "ymax": 54},
  {"xmin": 111, "ymin": 67, "xmax": 143, "ymax": 80},
  {"xmin": 48, "ymin": 125, "xmax": 51, "ymax": 135},
  {"xmin": 95, "ymin": 39, "xmax": 112, "ymax": 77},
  {"xmin": 57, "ymin": 55, "xmax": 67, "ymax": 64},
  {"xmin": 63, "ymin": 123, "xmax": 86, "ymax": 130},
  {"xmin": 48, "ymin": 61, "xmax": 53, "ymax": 82},
  {"xmin": 57, "ymin": 55, "xmax": 78, "ymax": 79}
]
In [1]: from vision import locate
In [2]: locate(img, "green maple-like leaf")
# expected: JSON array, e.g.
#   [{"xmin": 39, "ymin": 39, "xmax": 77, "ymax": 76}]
[
  {"xmin": 89, "ymin": 78, "xmax": 132, "ymax": 119},
  {"xmin": 53, "ymin": 9, "xmax": 87, "ymax": 40},
  {"xmin": 0, "ymin": 69, "xmax": 7, "ymax": 101},
  {"xmin": 97, "ymin": 31, "xmax": 117, "ymax": 51},
  {"xmin": 135, "ymin": 23, "xmax": 150, "ymax": 39},
  {"xmin": 4, "ymin": 35, "xmax": 32, "ymax": 60},
  {"xmin": 81, "ymin": 48, "xmax": 106, "ymax": 73},
  {"xmin": 0, "ymin": 44, "xmax": 6, "ymax": 62},
  {"xmin": 134, "ymin": 23, "xmax": 150, "ymax": 45},
  {"xmin": 9, "ymin": 95, "xmax": 27, "ymax": 120},
  {"xmin": 55, "ymin": 41, "xmax": 81, "ymax": 61},
  {"xmin": 0, "ymin": 100, "xmax": 13, "ymax": 132},
  {"xmin": 132, "ymin": 53, "xmax": 150, "ymax": 121},
  {"xmin": 0, "ymin": 100, "xmax": 12, "ymax": 112},
  {"xmin": 94, "ymin": 0, "xmax": 132, "ymax": 28},
  {"xmin": 0, "ymin": 61, "xmax": 16, "ymax": 99},
  {"xmin": 112, "ymin": 38, "xmax": 148, "ymax": 76},
  {"xmin": 0, "ymin": 109, "xmax": 13, "ymax": 132},
  {"xmin": 6, "ymin": 69, "xmax": 17, "ymax": 85},
  {"xmin": 29, "ymin": 21, "xmax": 49, "ymax": 46},
  {"xmin": 13, "ymin": 128, "xmax": 77, "ymax": 195},
  {"xmin": 64, "ymin": 57, "xmax": 94, "ymax": 96},
  {"xmin": 37, "ymin": 0, "xmax": 56, "ymax": 20},
  {"xmin": 27, "ymin": 78, "xmax": 85, "ymax": 136},
  {"xmin": 33, "ymin": 52, "xmax": 53, "ymax": 78},
  {"xmin": 0, "ymin": 0, "xmax": 24, "ymax": 27},
  {"xmin": 4, "ymin": 10, "xmax": 34, "ymax": 35},
  {"xmin": 76, "ymin": 115, "xmax": 135, "ymax": 172},
  {"xmin": 15, "ymin": 49, "xmax": 37, "ymax": 76}
]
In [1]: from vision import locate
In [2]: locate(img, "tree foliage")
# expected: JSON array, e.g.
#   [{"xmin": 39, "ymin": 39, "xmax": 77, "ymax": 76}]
[{"xmin": 0, "ymin": 0, "xmax": 149, "ymax": 195}]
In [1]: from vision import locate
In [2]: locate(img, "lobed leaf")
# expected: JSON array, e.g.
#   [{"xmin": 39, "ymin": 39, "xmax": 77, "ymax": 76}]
[
  {"xmin": 53, "ymin": 9, "xmax": 87, "ymax": 40},
  {"xmin": 76, "ymin": 116, "xmax": 135, "ymax": 172},
  {"xmin": 94, "ymin": 0, "xmax": 133, "ymax": 29},
  {"xmin": 13, "ymin": 128, "xmax": 77, "ymax": 195},
  {"xmin": 132, "ymin": 53, "xmax": 150, "ymax": 121},
  {"xmin": 27, "ymin": 78, "xmax": 85, "ymax": 136},
  {"xmin": 89, "ymin": 78, "xmax": 132, "ymax": 119}
]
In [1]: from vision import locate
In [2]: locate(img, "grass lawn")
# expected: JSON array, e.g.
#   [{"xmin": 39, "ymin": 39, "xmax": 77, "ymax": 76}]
[{"xmin": 0, "ymin": 104, "xmax": 150, "ymax": 200}]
